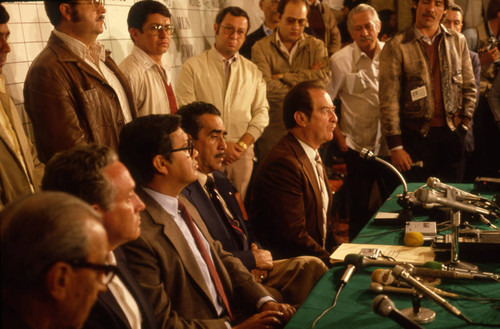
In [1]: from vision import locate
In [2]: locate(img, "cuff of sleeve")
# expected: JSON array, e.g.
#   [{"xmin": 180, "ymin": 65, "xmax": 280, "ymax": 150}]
[
  {"xmin": 257, "ymin": 296, "xmax": 276, "ymax": 310},
  {"xmin": 246, "ymin": 126, "xmax": 262, "ymax": 141},
  {"xmin": 387, "ymin": 135, "xmax": 403, "ymax": 150}
]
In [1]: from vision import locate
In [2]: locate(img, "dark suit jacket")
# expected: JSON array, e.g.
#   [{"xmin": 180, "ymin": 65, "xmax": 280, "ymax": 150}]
[
  {"xmin": 240, "ymin": 25, "xmax": 267, "ymax": 60},
  {"xmin": 248, "ymin": 133, "xmax": 335, "ymax": 261},
  {"xmin": 83, "ymin": 247, "xmax": 156, "ymax": 329},
  {"xmin": 182, "ymin": 171, "xmax": 258, "ymax": 270},
  {"xmin": 122, "ymin": 189, "xmax": 270, "ymax": 329}
]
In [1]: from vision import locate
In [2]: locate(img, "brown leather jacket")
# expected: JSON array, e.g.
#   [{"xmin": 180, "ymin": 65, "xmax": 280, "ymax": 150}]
[{"xmin": 24, "ymin": 32, "xmax": 137, "ymax": 163}]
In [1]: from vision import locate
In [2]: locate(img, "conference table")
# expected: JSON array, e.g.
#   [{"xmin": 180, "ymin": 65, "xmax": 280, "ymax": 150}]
[{"xmin": 285, "ymin": 183, "xmax": 500, "ymax": 329}]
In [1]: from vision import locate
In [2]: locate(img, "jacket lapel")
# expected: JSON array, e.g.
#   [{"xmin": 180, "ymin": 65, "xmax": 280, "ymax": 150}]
[{"xmin": 137, "ymin": 188, "xmax": 217, "ymax": 311}]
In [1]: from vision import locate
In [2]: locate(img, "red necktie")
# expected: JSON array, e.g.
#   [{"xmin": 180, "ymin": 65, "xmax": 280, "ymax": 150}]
[
  {"xmin": 164, "ymin": 81, "xmax": 177, "ymax": 114},
  {"xmin": 178, "ymin": 200, "xmax": 234, "ymax": 320}
]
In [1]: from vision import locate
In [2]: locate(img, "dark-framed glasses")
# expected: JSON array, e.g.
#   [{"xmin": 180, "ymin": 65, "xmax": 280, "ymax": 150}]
[
  {"xmin": 148, "ymin": 24, "xmax": 176, "ymax": 36},
  {"xmin": 220, "ymin": 25, "xmax": 246, "ymax": 38},
  {"xmin": 170, "ymin": 140, "xmax": 194, "ymax": 157},
  {"xmin": 285, "ymin": 17, "xmax": 308, "ymax": 26},
  {"xmin": 68, "ymin": 0, "xmax": 105, "ymax": 10},
  {"xmin": 69, "ymin": 259, "xmax": 117, "ymax": 285}
]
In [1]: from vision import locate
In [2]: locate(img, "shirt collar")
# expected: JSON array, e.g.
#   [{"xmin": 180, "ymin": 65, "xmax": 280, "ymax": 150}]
[
  {"xmin": 131, "ymin": 44, "xmax": 169, "ymax": 70},
  {"xmin": 214, "ymin": 44, "xmax": 239, "ymax": 64},
  {"xmin": 53, "ymin": 29, "xmax": 106, "ymax": 62},
  {"xmin": 414, "ymin": 24, "xmax": 442, "ymax": 45},
  {"xmin": 310, "ymin": 0, "xmax": 322, "ymax": 6},
  {"xmin": 142, "ymin": 186, "xmax": 179, "ymax": 218},
  {"xmin": 0, "ymin": 75, "xmax": 5, "ymax": 94},
  {"xmin": 353, "ymin": 40, "xmax": 382, "ymax": 64},
  {"xmin": 295, "ymin": 135, "xmax": 318, "ymax": 163},
  {"xmin": 197, "ymin": 171, "xmax": 208, "ymax": 187},
  {"xmin": 275, "ymin": 29, "xmax": 305, "ymax": 48},
  {"xmin": 263, "ymin": 24, "xmax": 274, "ymax": 36}
]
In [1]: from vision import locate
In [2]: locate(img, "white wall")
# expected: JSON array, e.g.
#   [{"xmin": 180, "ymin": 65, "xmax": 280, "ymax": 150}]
[{"xmin": 2, "ymin": 0, "xmax": 262, "ymax": 140}]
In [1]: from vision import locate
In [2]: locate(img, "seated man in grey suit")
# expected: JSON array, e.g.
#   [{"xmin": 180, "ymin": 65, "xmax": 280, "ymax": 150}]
[
  {"xmin": 177, "ymin": 102, "xmax": 328, "ymax": 307},
  {"xmin": 118, "ymin": 114, "xmax": 295, "ymax": 329},
  {"xmin": 42, "ymin": 144, "xmax": 157, "ymax": 329}
]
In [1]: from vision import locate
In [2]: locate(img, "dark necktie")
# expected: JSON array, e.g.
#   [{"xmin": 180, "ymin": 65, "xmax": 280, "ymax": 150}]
[
  {"xmin": 163, "ymin": 81, "xmax": 178, "ymax": 114},
  {"xmin": 205, "ymin": 175, "xmax": 248, "ymax": 250},
  {"xmin": 315, "ymin": 152, "xmax": 328, "ymax": 248},
  {"xmin": 177, "ymin": 200, "xmax": 233, "ymax": 320}
]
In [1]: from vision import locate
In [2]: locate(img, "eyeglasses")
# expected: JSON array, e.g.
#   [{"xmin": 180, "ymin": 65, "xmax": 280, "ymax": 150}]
[
  {"xmin": 69, "ymin": 259, "xmax": 117, "ymax": 285},
  {"xmin": 220, "ymin": 25, "xmax": 247, "ymax": 38},
  {"xmin": 170, "ymin": 140, "xmax": 194, "ymax": 157},
  {"xmin": 148, "ymin": 24, "xmax": 176, "ymax": 36},
  {"xmin": 285, "ymin": 17, "xmax": 308, "ymax": 26},
  {"xmin": 68, "ymin": 0, "xmax": 105, "ymax": 10}
]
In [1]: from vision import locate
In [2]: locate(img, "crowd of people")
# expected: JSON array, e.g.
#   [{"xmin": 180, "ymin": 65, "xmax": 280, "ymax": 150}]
[{"xmin": 1, "ymin": 0, "xmax": 499, "ymax": 328}]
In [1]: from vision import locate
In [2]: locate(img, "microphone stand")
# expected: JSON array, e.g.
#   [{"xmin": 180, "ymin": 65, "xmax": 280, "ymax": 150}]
[{"xmin": 360, "ymin": 148, "xmax": 413, "ymax": 222}]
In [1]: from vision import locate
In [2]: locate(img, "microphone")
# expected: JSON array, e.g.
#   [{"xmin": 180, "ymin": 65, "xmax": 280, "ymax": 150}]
[
  {"xmin": 415, "ymin": 188, "xmax": 492, "ymax": 216},
  {"xmin": 344, "ymin": 254, "xmax": 426, "ymax": 269},
  {"xmin": 372, "ymin": 295, "xmax": 424, "ymax": 329},
  {"xmin": 370, "ymin": 282, "xmax": 414, "ymax": 295},
  {"xmin": 426, "ymin": 177, "xmax": 483, "ymax": 201},
  {"xmin": 392, "ymin": 265, "xmax": 472, "ymax": 323},
  {"xmin": 403, "ymin": 264, "xmax": 499, "ymax": 281},
  {"xmin": 339, "ymin": 262, "xmax": 356, "ymax": 287}
]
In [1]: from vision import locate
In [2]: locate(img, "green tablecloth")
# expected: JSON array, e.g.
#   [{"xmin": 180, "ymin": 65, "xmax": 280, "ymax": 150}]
[{"xmin": 285, "ymin": 183, "xmax": 500, "ymax": 329}]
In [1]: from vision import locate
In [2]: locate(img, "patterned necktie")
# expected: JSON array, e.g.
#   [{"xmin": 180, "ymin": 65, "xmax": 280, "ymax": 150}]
[
  {"xmin": 315, "ymin": 151, "xmax": 328, "ymax": 248},
  {"xmin": 177, "ymin": 200, "xmax": 233, "ymax": 320},
  {"xmin": 205, "ymin": 175, "xmax": 247, "ymax": 249}
]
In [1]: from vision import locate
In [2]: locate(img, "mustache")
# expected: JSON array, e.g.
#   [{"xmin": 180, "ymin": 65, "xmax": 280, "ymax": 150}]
[
  {"xmin": 423, "ymin": 13, "xmax": 436, "ymax": 19},
  {"xmin": 215, "ymin": 153, "xmax": 225, "ymax": 158},
  {"xmin": 360, "ymin": 36, "xmax": 373, "ymax": 41}
]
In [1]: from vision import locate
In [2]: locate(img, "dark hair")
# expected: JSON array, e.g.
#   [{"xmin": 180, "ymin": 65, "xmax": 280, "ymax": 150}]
[
  {"xmin": 283, "ymin": 80, "xmax": 325, "ymax": 129},
  {"xmin": 1, "ymin": 192, "xmax": 102, "ymax": 293},
  {"xmin": 118, "ymin": 114, "xmax": 181, "ymax": 185},
  {"xmin": 487, "ymin": 0, "xmax": 500, "ymax": 20},
  {"xmin": 177, "ymin": 102, "xmax": 221, "ymax": 140},
  {"xmin": 277, "ymin": 0, "xmax": 308, "ymax": 16},
  {"xmin": 44, "ymin": 1, "xmax": 69, "ymax": 26},
  {"xmin": 413, "ymin": 0, "xmax": 450, "ymax": 9},
  {"xmin": 0, "ymin": 4, "xmax": 9, "ymax": 24},
  {"xmin": 42, "ymin": 144, "xmax": 118, "ymax": 210},
  {"xmin": 215, "ymin": 6, "xmax": 250, "ymax": 34},
  {"xmin": 127, "ymin": 0, "xmax": 171, "ymax": 32}
]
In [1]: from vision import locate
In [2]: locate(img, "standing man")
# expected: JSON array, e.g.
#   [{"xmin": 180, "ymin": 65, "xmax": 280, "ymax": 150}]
[
  {"xmin": 178, "ymin": 102, "xmax": 328, "ymax": 307},
  {"xmin": 252, "ymin": 0, "xmax": 330, "ymax": 158},
  {"xmin": 463, "ymin": 0, "xmax": 500, "ymax": 177},
  {"xmin": 42, "ymin": 144, "xmax": 157, "ymax": 329},
  {"xmin": 0, "ymin": 4, "xmax": 43, "ymax": 208},
  {"xmin": 176, "ymin": 6, "xmax": 269, "ymax": 199},
  {"xmin": 328, "ymin": 4, "xmax": 393, "ymax": 240},
  {"xmin": 240, "ymin": 0, "xmax": 280, "ymax": 59},
  {"xmin": 379, "ymin": 0, "xmax": 476, "ymax": 182},
  {"xmin": 305, "ymin": 0, "xmax": 341, "ymax": 57},
  {"xmin": 24, "ymin": 0, "xmax": 137, "ymax": 163},
  {"xmin": 1, "ymin": 192, "xmax": 109, "ymax": 329},
  {"xmin": 120, "ymin": 0, "xmax": 177, "ymax": 116},
  {"xmin": 249, "ymin": 80, "xmax": 338, "ymax": 262},
  {"xmin": 118, "ymin": 115, "xmax": 295, "ymax": 329}
]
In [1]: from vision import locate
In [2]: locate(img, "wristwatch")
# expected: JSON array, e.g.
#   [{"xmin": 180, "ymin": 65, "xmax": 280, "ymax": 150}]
[{"xmin": 237, "ymin": 141, "xmax": 248, "ymax": 151}]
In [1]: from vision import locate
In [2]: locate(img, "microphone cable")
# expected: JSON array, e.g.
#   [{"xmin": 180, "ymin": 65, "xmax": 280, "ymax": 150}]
[{"xmin": 310, "ymin": 282, "xmax": 343, "ymax": 329}]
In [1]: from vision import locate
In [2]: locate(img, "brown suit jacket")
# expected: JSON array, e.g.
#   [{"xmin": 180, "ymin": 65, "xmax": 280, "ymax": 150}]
[
  {"xmin": 249, "ymin": 133, "xmax": 335, "ymax": 261},
  {"xmin": 122, "ymin": 189, "xmax": 270, "ymax": 329},
  {"xmin": 0, "ymin": 78, "xmax": 43, "ymax": 209}
]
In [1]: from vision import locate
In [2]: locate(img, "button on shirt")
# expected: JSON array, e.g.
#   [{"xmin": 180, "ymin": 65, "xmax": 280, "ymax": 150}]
[
  {"xmin": 53, "ymin": 29, "xmax": 132, "ymax": 123},
  {"xmin": 142, "ymin": 187, "xmax": 225, "ymax": 316},
  {"xmin": 328, "ymin": 40, "xmax": 389, "ymax": 156}
]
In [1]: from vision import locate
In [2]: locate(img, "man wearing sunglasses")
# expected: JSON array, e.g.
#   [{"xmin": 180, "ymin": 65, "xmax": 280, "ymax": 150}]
[
  {"xmin": 1, "ymin": 192, "xmax": 109, "ymax": 329},
  {"xmin": 118, "ymin": 114, "xmax": 295, "ymax": 329},
  {"xmin": 23, "ymin": 0, "xmax": 137, "ymax": 164},
  {"xmin": 252, "ymin": 0, "xmax": 330, "ymax": 159},
  {"xmin": 120, "ymin": 1, "xmax": 177, "ymax": 116},
  {"xmin": 42, "ymin": 144, "xmax": 157, "ymax": 329}
]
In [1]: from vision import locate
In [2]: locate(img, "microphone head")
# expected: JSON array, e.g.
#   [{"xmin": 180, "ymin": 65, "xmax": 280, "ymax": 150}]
[
  {"xmin": 415, "ymin": 188, "xmax": 437, "ymax": 203},
  {"xmin": 371, "ymin": 269, "xmax": 396, "ymax": 285},
  {"xmin": 372, "ymin": 295, "xmax": 395, "ymax": 317},
  {"xmin": 370, "ymin": 282, "xmax": 385, "ymax": 293},
  {"xmin": 344, "ymin": 254, "xmax": 364, "ymax": 267},
  {"xmin": 427, "ymin": 177, "xmax": 440, "ymax": 189},
  {"xmin": 423, "ymin": 261, "xmax": 444, "ymax": 270},
  {"xmin": 392, "ymin": 265, "xmax": 406, "ymax": 279}
]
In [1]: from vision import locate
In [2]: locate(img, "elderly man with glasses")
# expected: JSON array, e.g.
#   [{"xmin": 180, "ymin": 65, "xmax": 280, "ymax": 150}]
[
  {"xmin": 120, "ymin": 0, "xmax": 178, "ymax": 116},
  {"xmin": 42, "ymin": 144, "xmax": 157, "ymax": 329},
  {"xmin": 1, "ymin": 192, "xmax": 111, "ymax": 329},
  {"xmin": 23, "ymin": 0, "xmax": 137, "ymax": 164}
]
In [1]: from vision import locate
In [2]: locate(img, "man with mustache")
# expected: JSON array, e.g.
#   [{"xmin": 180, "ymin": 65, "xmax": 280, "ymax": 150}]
[
  {"xmin": 327, "ymin": 4, "xmax": 395, "ymax": 240},
  {"xmin": 248, "ymin": 80, "xmax": 339, "ymax": 263},
  {"xmin": 178, "ymin": 102, "xmax": 328, "ymax": 307},
  {"xmin": 379, "ymin": 0, "xmax": 476, "ymax": 182},
  {"xmin": 23, "ymin": 0, "xmax": 137, "ymax": 163},
  {"xmin": 120, "ymin": 1, "xmax": 177, "ymax": 116},
  {"xmin": 0, "ymin": 4, "xmax": 43, "ymax": 209}
]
